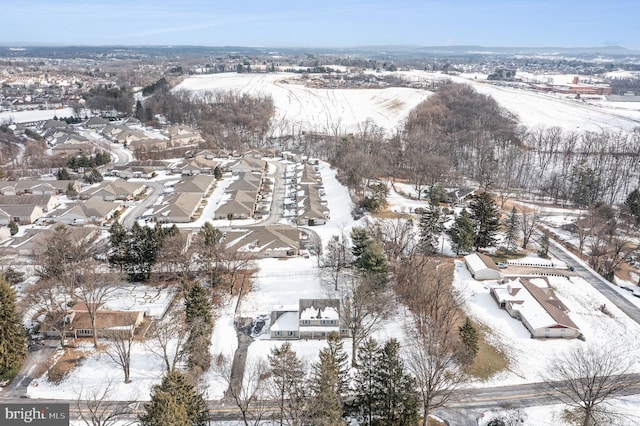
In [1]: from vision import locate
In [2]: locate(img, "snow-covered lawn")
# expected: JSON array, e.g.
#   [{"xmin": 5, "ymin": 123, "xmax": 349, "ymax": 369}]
[
  {"xmin": 105, "ymin": 283, "xmax": 176, "ymax": 319},
  {"xmin": 27, "ymin": 343, "xmax": 164, "ymax": 401}
]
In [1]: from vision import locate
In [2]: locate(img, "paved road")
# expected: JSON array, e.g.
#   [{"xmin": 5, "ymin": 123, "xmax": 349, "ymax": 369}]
[
  {"xmin": 3, "ymin": 340, "xmax": 58, "ymax": 398},
  {"xmin": 121, "ymin": 181, "xmax": 165, "ymax": 228},
  {"xmin": 258, "ymin": 160, "xmax": 286, "ymax": 226},
  {"xmin": 79, "ymin": 130, "xmax": 132, "ymax": 165}
]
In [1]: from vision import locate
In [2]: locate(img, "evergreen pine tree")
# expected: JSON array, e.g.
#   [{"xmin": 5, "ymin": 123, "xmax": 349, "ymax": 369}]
[
  {"xmin": 350, "ymin": 227, "xmax": 372, "ymax": 262},
  {"xmin": 376, "ymin": 339, "xmax": 419, "ymax": 426},
  {"xmin": 470, "ymin": 192, "xmax": 501, "ymax": 250},
  {"xmin": 357, "ymin": 241, "xmax": 388, "ymax": 276},
  {"xmin": 213, "ymin": 165, "xmax": 222, "ymax": 180},
  {"xmin": 56, "ymin": 167, "xmax": 70, "ymax": 180},
  {"xmin": 503, "ymin": 206, "xmax": 520, "ymax": 254},
  {"xmin": 139, "ymin": 370, "xmax": 208, "ymax": 426},
  {"xmin": 135, "ymin": 100, "xmax": 145, "ymax": 122},
  {"xmin": 349, "ymin": 338, "xmax": 382, "ymax": 425},
  {"xmin": 308, "ymin": 333, "xmax": 349, "ymax": 425},
  {"xmin": 185, "ymin": 283, "xmax": 212, "ymax": 325},
  {"xmin": 8, "ymin": 220, "xmax": 18, "ymax": 236},
  {"xmin": 351, "ymin": 227, "xmax": 388, "ymax": 279},
  {"xmin": 448, "ymin": 209, "xmax": 475, "ymax": 255},
  {"xmin": 268, "ymin": 342, "xmax": 306, "ymax": 426},
  {"xmin": 184, "ymin": 283, "xmax": 213, "ymax": 377},
  {"xmin": 625, "ymin": 188, "xmax": 640, "ymax": 224},
  {"xmin": 458, "ymin": 317, "xmax": 479, "ymax": 364},
  {"xmin": 418, "ymin": 205, "xmax": 441, "ymax": 255},
  {"xmin": 0, "ymin": 276, "xmax": 26, "ymax": 378}
]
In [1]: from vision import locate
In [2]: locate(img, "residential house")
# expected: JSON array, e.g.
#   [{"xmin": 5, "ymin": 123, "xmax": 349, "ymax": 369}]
[
  {"xmin": 40, "ymin": 302, "xmax": 145, "ymax": 339},
  {"xmin": 109, "ymin": 160, "xmax": 168, "ymax": 179},
  {"xmin": 83, "ymin": 116, "xmax": 109, "ymax": 129},
  {"xmin": 1, "ymin": 227, "xmax": 98, "ymax": 257},
  {"xmin": 12, "ymin": 179, "xmax": 80, "ymax": 195},
  {"xmin": 167, "ymin": 125, "xmax": 204, "ymax": 147},
  {"xmin": 129, "ymin": 138, "xmax": 169, "ymax": 152},
  {"xmin": 52, "ymin": 142, "xmax": 96, "ymax": 156},
  {"xmin": 298, "ymin": 299, "xmax": 342, "ymax": 339},
  {"xmin": 153, "ymin": 192, "xmax": 202, "ymax": 223},
  {"xmin": 230, "ymin": 156, "xmax": 267, "ymax": 174},
  {"xmin": 214, "ymin": 172, "xmax": 262, "ymax": 220},
  {"xmin": 0, "ymin": 204, "xmax": 44, "ymax": 224},
  {"xmin": 149, "ymin": 175, "xmax": 214, "ymax": 224},
  {"xmin": 41, "ymin": 119, "xmax": 68, "ymax": 130},
  {"xmin": 174, "ymin": 174, "xmax": 216, "ymax": 195},
  {"xmin": 223, "ymin": 225, "xmax": 301, "ymax": 258},
  {"xmin": 447, "ymin": 187, "xmax": 479, "ymax": 206},
  {"xmin": 270, "ymin": 299, "xmax": 345, "ymax": 340},
  {"xmin": 0, "ymin": 208, "xmax": 10, "ymax": 226},
  {"xmin": 81, "ymin": 178, "xmax": 146, "ymax": 201},
  {"xmin": 464, "ymin": 253, "xmax": 504, "ymax": 280},
  {"xmin": 490, "ymin": 277, "xmax": 581, "ymax": 339},
  {"xmin": 0, "ymin": 194, "xmax": 59, "ymax": 212},
  {"xmin": 114, "ymin": 129, "xmax": 147, "ymax": 145},
  {"xmin": 296, "ymin": 184, "xmax": 329, "ymax": 226},
  {"xmin": 56, "ymin": 197, "xmax": 119, "ymax": 225},
  {"xmin": 102, "ymin": 123, "xmax": 129, "ymax": 139}
]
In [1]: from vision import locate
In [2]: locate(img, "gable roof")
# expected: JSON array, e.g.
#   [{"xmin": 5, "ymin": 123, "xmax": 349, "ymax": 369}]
[
  {"xmin": 464, "ymin": 252, "xmax": 500, "ymax": 273},
  {"xmin": 224, "ymin": 225, "xmax": 300, "ymax": 254}
]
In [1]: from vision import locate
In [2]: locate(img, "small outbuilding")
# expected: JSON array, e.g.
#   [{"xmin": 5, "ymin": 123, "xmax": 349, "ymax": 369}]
[{"xmin": 464, "ymin": 253, "xmax": 504, "ymax": 280}]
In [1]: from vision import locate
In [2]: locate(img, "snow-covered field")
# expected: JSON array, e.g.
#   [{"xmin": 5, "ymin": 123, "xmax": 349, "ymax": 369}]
[
  {"xmin": 449, "ymin": 74, "xmax": 640, "ymax": 132},
  {"xmin": 0, "ymin": 107, "xmax": 75, "ymax": 124},
  {"xmin": 176, "ymin": 70, "xmax": 640, "ymax": 140},
  {"xmin": 174, "ymin": 72, "xmax": 431, "ymax": 136}
]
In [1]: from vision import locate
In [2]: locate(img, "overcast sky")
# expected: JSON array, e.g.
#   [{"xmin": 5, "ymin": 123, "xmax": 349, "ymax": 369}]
[{"xmin": 3, "ymin": 0, "xmax": 638, "ymax": 48}]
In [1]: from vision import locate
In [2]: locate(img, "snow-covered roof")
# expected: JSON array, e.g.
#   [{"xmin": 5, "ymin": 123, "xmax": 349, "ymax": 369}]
[
  {"xmin": 492, "ymin": 278, "xmax": 579, "ymax": 331},
  {"xmin": 464, "ymin": 253, "xmax": 499, "ymax": 272},
  {"xmin": 270, "ymin": 311, "xmax": 299, "ymax": 331},
  {"xmin": 300, "ymin": 305, "xmax": 339, "ymax": 320}
]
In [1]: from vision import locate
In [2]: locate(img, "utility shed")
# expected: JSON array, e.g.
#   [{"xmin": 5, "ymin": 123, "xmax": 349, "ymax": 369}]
[{"xmin": 464, "ymin": 253, "xmax": 504, "ymax": 280}]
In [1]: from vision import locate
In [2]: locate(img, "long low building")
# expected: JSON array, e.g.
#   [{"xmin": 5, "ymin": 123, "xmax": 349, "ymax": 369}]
[{"xmin": 490, "ymin": 277, "xmax": 581, "ymax": 339}]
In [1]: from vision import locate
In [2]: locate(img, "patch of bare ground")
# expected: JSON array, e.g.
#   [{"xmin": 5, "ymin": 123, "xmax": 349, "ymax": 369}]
[
  {"xmin": 426, "ymin": 416, "xmax": 449, "ymax": 426},
  {"xmin": 46, "ymin": 347, "xmax": 86, "ymax": 384},
  {"xmin": 373, "ymin": 210, "xmax": 414, "ymax": 220},
  {"xmin": 464, "ymin": 324, "xmax": 509, "ymax": 380}
]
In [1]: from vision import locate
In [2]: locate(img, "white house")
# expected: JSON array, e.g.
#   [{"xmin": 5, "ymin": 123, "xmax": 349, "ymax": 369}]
[
  {"xmin": 490, "ymin": 277, "xmax": 581, "ymax": 339},
  {"xmin": 270, "ymin": 299, "xmax": 346, "ymax": 340},
  {"xmin": 464, "ymin": 253, "xmax": 504, "ymax": 280}
]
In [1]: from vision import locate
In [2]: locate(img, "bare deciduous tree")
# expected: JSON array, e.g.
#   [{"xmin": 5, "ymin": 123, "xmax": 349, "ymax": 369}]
[
  {"xmin": 545, "ymin": 345, "xmax": 640, "ymax": 426},
  {"xmin": 105, "ymin": 330, "xmax": 135, "ymax": 384},
  {"xmin": 320, "ymin": 231, "xmax": 352, "ymax": 291},
  {"xmin": 24, "ymin": 278, "xmax": 73, "ymax": 347},
  {"xmin": 339, "ymin": 273, "xmax": 391, "ymax": 367},
  {"xmin": 518, "ymin": 206, "xmax": 540, "ymax": 249},
  {"xmin": 406, "ymin": 325, "xmax": 468, "ymax": 426},
  {"xmin": 75, "ymin": 261, "xmax": 122, "ymax": 348},
  {"xmin": 76, "ymin": 381, "xmax": 132, "ymax": 426},
  {"xmin": 145, "ymin": 310, "xmax": 187, "ymax": 373}
]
